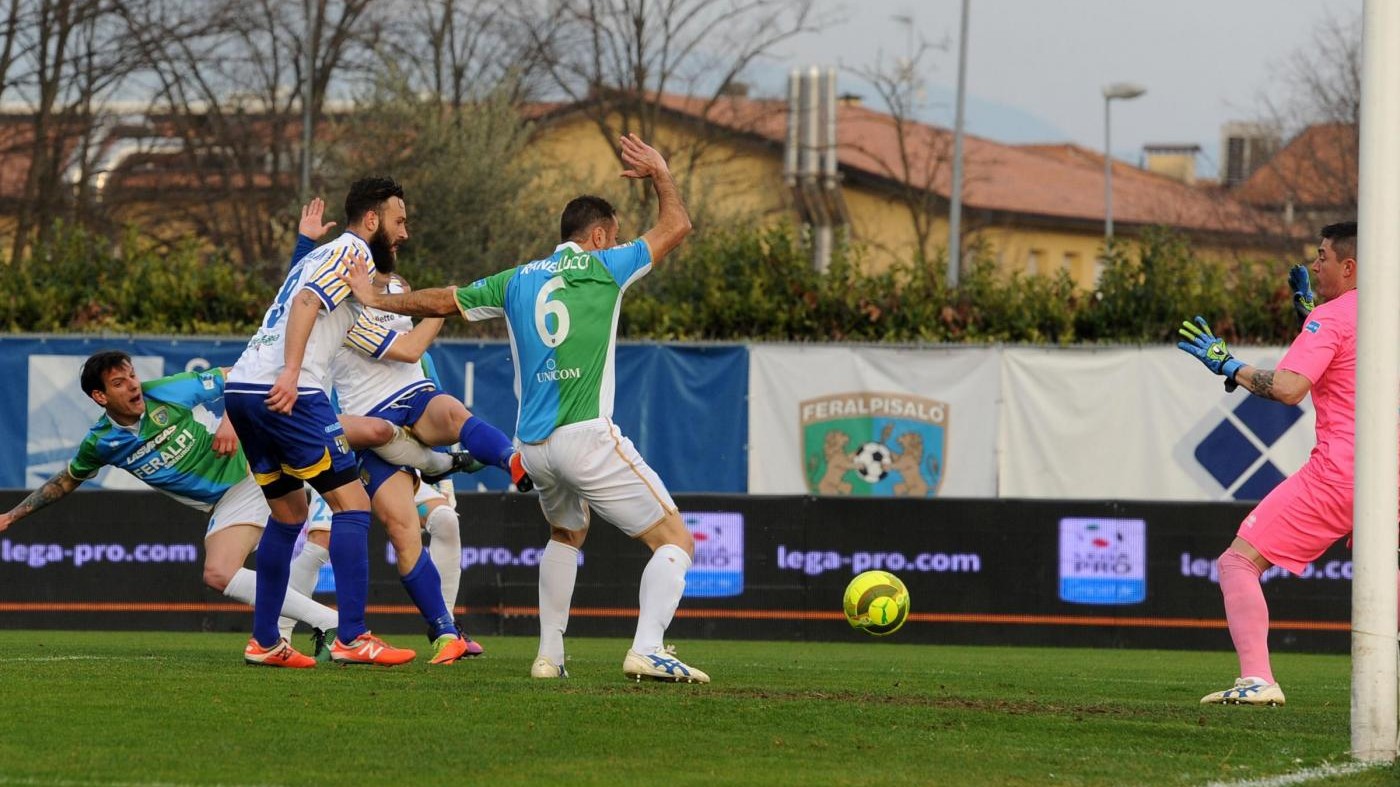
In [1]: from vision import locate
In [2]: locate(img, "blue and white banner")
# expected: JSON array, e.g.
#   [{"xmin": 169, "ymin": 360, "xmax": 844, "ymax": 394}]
[
  {"xmin": 998, "ymin": 346, "xmax": 1310, "ymax": 500},
  {"xmin": 0, "ymin": 337, "xmax": 748, "ymax": 494},
  {"xmin": 0, "ymin": 337, "xmax": 1316, "ymax": 501}
]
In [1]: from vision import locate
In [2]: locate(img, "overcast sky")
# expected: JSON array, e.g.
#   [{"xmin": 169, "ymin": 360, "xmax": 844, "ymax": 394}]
[{"xmin": 759, "ymin": 0, "xmax": 1361, "ymax": 176}]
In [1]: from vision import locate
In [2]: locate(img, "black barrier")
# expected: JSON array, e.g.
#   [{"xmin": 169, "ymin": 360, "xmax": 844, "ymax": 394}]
[{"xmin": 0, "ymin": 491, "xmax": 1356, "ymax": 652}]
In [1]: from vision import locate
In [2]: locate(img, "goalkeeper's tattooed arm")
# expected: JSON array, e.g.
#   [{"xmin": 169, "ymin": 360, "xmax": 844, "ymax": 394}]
[
  {"xmin": 0, "ymin": 469, "xmax": 84, "ymax": 532},
  {"xmin": 1229, "ymin": 363, "xmax": 1311, "ymax": 405}
]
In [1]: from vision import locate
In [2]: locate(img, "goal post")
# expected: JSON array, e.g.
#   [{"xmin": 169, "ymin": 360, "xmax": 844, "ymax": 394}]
[{"xmin": 1351, "ymin": 0, "xmax": 1400, "ymax": 762}]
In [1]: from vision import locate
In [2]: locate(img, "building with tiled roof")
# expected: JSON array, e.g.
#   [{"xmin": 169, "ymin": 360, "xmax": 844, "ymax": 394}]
[
  {"xmin": 1232, "ymin": 121, "xmax": 1357, "ymax": 231},
  {"xmin": 526, "ymin": 92, "xmax": 1302, "ymax": 286},
  {"xmin": 0, "ymin": 92, "xmax": 1301, "ymax": 285}
]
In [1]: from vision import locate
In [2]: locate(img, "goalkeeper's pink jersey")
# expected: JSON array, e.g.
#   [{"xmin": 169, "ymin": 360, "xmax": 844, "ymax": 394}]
[{"xmin": 1277, "ymin": 288, "xmax": 1357, "ymax": 486}]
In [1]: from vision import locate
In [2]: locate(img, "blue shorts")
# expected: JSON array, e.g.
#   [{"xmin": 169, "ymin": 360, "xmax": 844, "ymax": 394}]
[
  {"xmin": 358, "ymin": 450, "xmax": 417, "ymax": 500},
  {"xmin": 368, "ymin": 385, "xmax": 450, "ymax": 429},
  {"xmin": 355, "ymin": 386, "xmax": 449, "ymax": 499},
  {"xmin": 225, "ymin": 387, "xmax": 358, "ymax": 496}
]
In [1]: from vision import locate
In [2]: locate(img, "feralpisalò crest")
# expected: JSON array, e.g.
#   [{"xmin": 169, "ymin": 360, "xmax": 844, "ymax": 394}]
[{"xmin": 801, "ymin": 392, "xmax": 946, "ymax": 497}]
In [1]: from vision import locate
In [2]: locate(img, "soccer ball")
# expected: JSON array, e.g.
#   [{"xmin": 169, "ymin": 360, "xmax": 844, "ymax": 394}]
[
  {"xmin": 843, "ymin": 570, "xmax": 910, "ymax": 636},
  {"xmin": 852, "ymin": 441, "xmax": 891, "ymax": 484}
]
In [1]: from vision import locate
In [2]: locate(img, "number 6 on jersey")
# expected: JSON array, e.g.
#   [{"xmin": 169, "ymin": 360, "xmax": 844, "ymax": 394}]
[{"xmin": 535, "ymin": 276, "xmax": 570, "ymax": 347}]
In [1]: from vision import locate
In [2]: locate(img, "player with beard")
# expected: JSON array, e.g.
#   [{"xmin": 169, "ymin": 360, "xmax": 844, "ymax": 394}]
[
  {"xmin": 223, "ymin": 178, "xmax": 418, "ymax": 666},
  {"xmin": 288, "ymin": 198, "xmax": 530, "ymax": 663}
]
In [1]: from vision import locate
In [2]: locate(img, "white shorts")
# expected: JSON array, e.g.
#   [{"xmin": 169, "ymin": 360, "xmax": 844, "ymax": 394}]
[
  {"xmin": 518, "ymin": 418, "xmax": 677, "ymax": 537},
  {"xmin": 205, "ymin": 474, "xmax": 272, "ymax": 537}
]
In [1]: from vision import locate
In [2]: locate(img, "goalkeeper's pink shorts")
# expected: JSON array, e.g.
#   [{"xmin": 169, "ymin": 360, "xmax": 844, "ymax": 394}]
[{"xmin": 1236, "ymin": 462, "xmax": 1352, "ymax": 575}]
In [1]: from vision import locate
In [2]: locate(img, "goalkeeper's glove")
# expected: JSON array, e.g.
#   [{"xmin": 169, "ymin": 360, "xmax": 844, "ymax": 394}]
[
  {"xmin": 1289, "ymin": 263, "xmax": 1315, "ymax": 318},
  {"xmin": 1177, "ymin": 316, "xmax": 1243, "ymax": 381}
]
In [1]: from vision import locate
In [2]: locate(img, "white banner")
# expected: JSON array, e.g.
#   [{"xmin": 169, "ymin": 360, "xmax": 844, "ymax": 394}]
[
  {"xmin": 748, "ymin": 345, "xmax": 1000, "ymax": 497},
  {"xmin": 999, "ymin": 346, "xmax": 1314, "ymax": 500}
]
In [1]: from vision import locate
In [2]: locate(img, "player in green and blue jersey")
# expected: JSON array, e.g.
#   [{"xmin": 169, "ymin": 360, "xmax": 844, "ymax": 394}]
[{"xmin": 342, "ymin": 134, "xmax": 709, "ymax": 683}]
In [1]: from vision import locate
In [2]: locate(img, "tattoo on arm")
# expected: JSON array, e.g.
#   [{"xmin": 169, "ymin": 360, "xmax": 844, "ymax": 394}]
[
  {"xmin": 1248, "ymin": 369, "xmax": 1276, "ymax": 400},
  {"xmin": 9, "ymin": 470, "xmax": 81, "ymax": 520}
]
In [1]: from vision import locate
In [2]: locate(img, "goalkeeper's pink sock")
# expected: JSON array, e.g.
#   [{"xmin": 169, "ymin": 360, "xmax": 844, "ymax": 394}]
[{"xmin": 1219, "ymin": 548, "xmax": 1273, "ymax": 684}]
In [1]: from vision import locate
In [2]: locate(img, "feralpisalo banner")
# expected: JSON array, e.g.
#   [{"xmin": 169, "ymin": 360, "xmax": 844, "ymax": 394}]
[{"xmin": 747, "ymin": 345, "xmax": 1000, "ymax": 498}]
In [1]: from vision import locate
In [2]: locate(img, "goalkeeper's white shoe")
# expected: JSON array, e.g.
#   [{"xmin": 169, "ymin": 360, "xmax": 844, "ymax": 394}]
[
  {"xmin": 530, "ymin": 655, "xmax": 568, "ymax": 679},
  {"xmin": 623, "ymin": 646, "xmax": 709, "ymax": 684},
  {"xmin": 1200, "ymin": 677, "xmax": 1285, "ymax": 706}
]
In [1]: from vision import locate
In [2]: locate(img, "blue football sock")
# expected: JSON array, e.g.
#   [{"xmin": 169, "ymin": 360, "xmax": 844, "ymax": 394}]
[
  {"xmin": 253, "ymin": 517, "xmax": 303, "ymax": 648},
  {"xmin": 328, "ymin": 509, "xmax": 372, "ymax": 643},
  {"xmin": 401, "ymin": 549, "xmax": 456, "ymax": 640},
  {"xmin": 459, "ymin": 415, "xmax": 514, "ymax": 470}
]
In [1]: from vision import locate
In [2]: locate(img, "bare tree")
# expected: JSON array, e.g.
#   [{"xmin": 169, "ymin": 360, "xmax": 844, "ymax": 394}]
[
  {"xmin": 7, "ymin": 0, "xmax": 143, "ymax": 260},
  {"xmin": 112, "ymin": 0, "xmax": 379, "ymax": 267},
  {"xmin": 847, "ymin": 31, "xmax": 952, "ymax": 267},
  {"xmin": 381, "ymin": 0, "xmax": 544, "ymax": 108},
  {"xmin": 519, "ymin": 0, "xmax": 827, "ymax": 211},
  {"xmin": 1242, "ymin": 12, "xmax": 1360, "ymax": 230},
  {"xmin": 0, "ymin": 0, "xmax": 25, "ymax": 104}
]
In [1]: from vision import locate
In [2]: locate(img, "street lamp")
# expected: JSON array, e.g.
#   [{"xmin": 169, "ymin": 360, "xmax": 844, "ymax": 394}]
[{"xmin": 1102, "ymin": 82, "xmax": 1146, "ymax": 241}]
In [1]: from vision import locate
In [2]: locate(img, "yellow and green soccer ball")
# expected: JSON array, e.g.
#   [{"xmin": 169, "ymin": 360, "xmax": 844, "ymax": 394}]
[{"xmin": 842, "ymin": 570, "xmax": 910, "ymax": 636}]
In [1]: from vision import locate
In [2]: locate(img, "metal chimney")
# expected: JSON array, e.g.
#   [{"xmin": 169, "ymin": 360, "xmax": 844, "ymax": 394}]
[{"xmin": 785, "ymin": 66, "xmax": 849, "ymax": 273}]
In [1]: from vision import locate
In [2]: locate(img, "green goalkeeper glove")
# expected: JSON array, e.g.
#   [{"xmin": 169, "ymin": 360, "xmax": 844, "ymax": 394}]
[
  {"xmin": 1288, "ymin": 264, "xmax": 1315, "ymax": 319},
  {"xmin": 1177, "ymin": 316, "xmax": 1244, "ymax": 381}
]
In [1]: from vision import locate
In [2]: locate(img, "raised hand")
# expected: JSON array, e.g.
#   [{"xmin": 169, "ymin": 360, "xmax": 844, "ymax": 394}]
[
  {"xmin": 338, "ymin": 252, "xmax": 379, "ymax": 307},
  {"xmin": 619, "ymin": 133, "xmax": 670, "ymax": 180},
  {"xmin": 300, "ymin": 197, "xmax": 337, "ymax": 240},
  {"xmin": 1177, "ymin": 316, "xmax": 1243, "ymax": 380},
  {"xmin": 1288, "ymin": 264, "xmax": 1315, "ymax": 319}
]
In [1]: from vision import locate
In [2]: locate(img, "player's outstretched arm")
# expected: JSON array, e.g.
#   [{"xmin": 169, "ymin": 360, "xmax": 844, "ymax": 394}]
[
  {"xmin": 619, "ymin": 133, "xmax": 691, "ymax": 264},
  {"xmin": 1176, "ymin": 316, "xmax": 1311, "ymax": 404},
  {"xmin": 0, "ymin": 469, "xmax": 84, "ymax": 532},
  {"xmin": 1229, "ymin": 363, "xmax": 1311, "ymax": 405},
  {"xmin": 340, "ymin": 257, "xmax": 459, "ymax": 317}
]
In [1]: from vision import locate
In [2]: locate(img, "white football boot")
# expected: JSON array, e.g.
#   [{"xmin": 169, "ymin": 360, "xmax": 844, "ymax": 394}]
[
  {"xmin": 623, "ymin": 646, "xmax": 709, "ymax": 684},
  {"xmin": 1199, "ymin": 677, "xmax": 1285, "ymax": 706},
  {"xmin": 530, "ymin": 655, "xmax": 569, "ymax": 679}
]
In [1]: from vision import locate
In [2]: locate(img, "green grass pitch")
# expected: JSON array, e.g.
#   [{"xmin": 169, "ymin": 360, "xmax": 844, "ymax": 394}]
[{"xmin": 0, "ymin": 631, "xmax": 1397, "ymax": 786}]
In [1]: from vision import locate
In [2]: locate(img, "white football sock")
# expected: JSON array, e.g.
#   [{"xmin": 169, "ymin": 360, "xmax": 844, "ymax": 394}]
[
  {"xmin": 226, "ymin": 567, "xmax": 338, "ymax": 638},
  {"xmin": 425, "ymin": 506, "xmax": 462, "ymax": 613},
  {"xmin": 371, "ymin": 426, "xmax": 452, "ymax": 474},
  {"xmin": 632, "ymin": 544, "xmax": 691, "ymax": 655},
  {"xmin": 537, "ymin": 540, "xmax": 580, "ymax": 663},
  {"xmin": 282, "ymin": 541, "xmax": 330, "ymax": 639}
]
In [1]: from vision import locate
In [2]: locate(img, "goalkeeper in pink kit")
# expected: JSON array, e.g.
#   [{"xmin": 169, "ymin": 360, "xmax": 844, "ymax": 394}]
[{"xmin": 1177, "ymin": 221, "xmax": 1357, "ymax": 706}]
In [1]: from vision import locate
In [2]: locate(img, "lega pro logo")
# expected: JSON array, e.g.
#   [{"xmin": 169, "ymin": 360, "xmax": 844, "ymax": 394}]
[{"xmin": 1058, "ymin": 518, "xmax": 1146, "ymax": 605}]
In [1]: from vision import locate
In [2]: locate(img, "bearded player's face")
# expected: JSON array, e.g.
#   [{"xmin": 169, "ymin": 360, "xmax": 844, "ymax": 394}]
[{"xmin": 369, "ymin": 196, "xmax": 408, "ymax": 274}]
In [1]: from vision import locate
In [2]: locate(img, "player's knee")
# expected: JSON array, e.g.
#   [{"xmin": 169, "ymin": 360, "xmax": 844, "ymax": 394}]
[
  {"xmin": 641, "ymin": 512, "xmax": 693, "ymax": 558},
  {"xmin": 381, "ymin": 515, "xmax": 420, "ymax": 551},
  {"xmin": 668, "ymin": 526, "xmax": 695, "ymax": 558},
  {"xmin": 424, "ymin": 505, "xmax": 460, "ymax": 545},
  {"xmin": 550, "ymin": 525, "xmax": 587, "ymax": 550},
  {"xmin": 203, "ymin": 563, "xmax": 235, "ymax": 592},
  {"xmin": 367, "ymin": 419, "xmax": 396, "ymax": 446}
]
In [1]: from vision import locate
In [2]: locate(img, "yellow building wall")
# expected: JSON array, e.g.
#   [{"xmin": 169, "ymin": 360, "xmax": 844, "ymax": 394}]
[{"xmin": 527, "ymin": 111, "xmax": 1281, "ymax": 289}]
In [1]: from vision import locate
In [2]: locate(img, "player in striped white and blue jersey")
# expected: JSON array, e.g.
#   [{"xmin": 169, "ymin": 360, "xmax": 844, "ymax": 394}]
[{"xmin": 224, "ymin": 179, "xmax": 416, "ymax": 667}]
